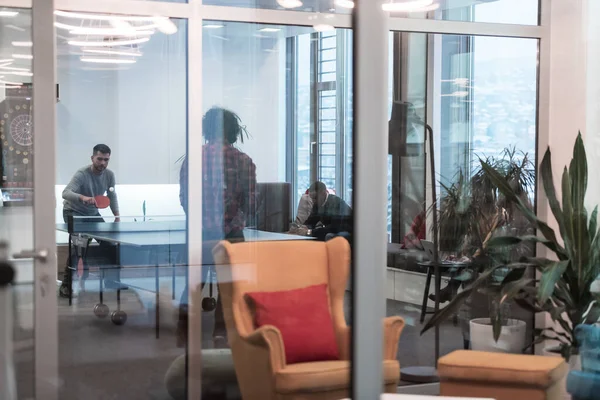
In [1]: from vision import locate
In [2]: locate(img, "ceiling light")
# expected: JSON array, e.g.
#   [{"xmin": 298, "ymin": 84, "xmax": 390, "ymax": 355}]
[
  {"xmin": 276, "ymin": 0, "xmax": 303, "ymax": 8},
  {"xmin": 335, "ymin": 0, "xmax": 354, "ymax": 8},
  {"xmin": 12, "ymin": 54, "xmax": 32, "ymax": 60},
  {"xmin": 54, "ymin": 10, "xmax": 160, "ymax": 22},
  {"xmin": 69, "ymin": 27, "xmax": 154, "ymax": 36},
  {"xmin": 6, "ymin": 24, "xmax": 25, "ymax": 32},
  {"xmin": 0, "ymin": 11, "xmax": 19, "ymax": 17},
  {"xmin": 83, "ymin": 49, "xmax": 143, "ymax": 57},
  {"xmin": 203, "ymin": 24, "xmax": 224, "ymax": 29},
  {"xmin": 0, "ymin": 59, "xmax": 13, "ymax": 64},
  {"xmin": 0, "ymin": 79, "xmax": 23, "ymax": 85},
  {"xmin": 110, "ymin": 19, "xmax": 133, "ymax": 30},
  {"xmin": 0, "ymin": 66, "xmax": 30, "ymax": 72},
  {"xmin": 209, "ymin": 35, "xmax": 230, "ymax": 41},
  {"xmin": 382, "ymin": 0, "xmax": 434, "ymax": 12},
  {"xmin": 5, "ymin": 71, "xmax": 33, "ymax": 77},
  {"xmin": 259, "ymin": 28, "xmax": 281, "ymax": 33},
  {"xmin": 68, "ymin": 37, "xmax": 150, "ymax": 47},
  {"xmin": 155, "ymin": 18, "xmax": 178, "ymax": 35},
  {"xmin": 12, "ymin": 41, "xmax": 33, "ymax": 47},
  {"xmin": 80, "ymin": 57, "xmax": 137, "ymax": 64},
  {"xmin": 313, "ymin": 24, "xmax": 335, "ymax": 32}
]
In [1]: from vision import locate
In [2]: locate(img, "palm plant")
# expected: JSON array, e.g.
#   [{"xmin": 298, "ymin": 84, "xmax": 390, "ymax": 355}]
[{"xmin": 482, "ymin": 133, "xmax": 600, "ymax": 359}]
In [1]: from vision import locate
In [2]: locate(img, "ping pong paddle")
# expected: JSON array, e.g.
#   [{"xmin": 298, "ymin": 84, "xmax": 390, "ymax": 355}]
[{"xmin": 94, "ymin": 195, "xmax": 110, "ymax": 209}]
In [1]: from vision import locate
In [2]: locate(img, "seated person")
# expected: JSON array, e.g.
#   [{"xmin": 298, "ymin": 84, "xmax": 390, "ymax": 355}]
[
  {"xmin": 301, "ymin": 181, "xmax": 352, "ymax": 241},
  {"xmin": 294, "ymin": 192, "xmax": 313, "ymax": 225}
]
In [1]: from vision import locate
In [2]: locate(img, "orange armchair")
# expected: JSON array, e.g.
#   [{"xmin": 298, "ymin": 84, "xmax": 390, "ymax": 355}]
[{"xmin": 212, "ymin": 237, "xmax": 404, "ymax": 400}]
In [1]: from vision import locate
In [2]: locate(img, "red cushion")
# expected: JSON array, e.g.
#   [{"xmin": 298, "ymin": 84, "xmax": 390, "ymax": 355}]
[{"xmin": 245, "ymin": 284, "xmax": 340, "ymax": 364}]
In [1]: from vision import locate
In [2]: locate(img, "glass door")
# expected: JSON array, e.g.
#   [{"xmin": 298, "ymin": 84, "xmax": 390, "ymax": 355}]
[{"xmin": 0, "ymin": 1, "xmax": 58, "ymax": 399}]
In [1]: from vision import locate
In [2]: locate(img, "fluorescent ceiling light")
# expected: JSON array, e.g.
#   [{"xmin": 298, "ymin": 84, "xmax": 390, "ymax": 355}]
[
  {"xmin": 382, "ymin": 0, "xmax": 434, "ymax": 12},
  {"xmin": 4, "ymin": 71, "xmax": 32, "ymax": 77},
  {"xmin": 203, "ymin": 24, "xmax": 224, "ymax": 29},
  {"xmin": 209, "ymin": 35, "xmax": 230, "ymax": 41},
  {"xmin": 335, "ymin": 0, "xmax": 354, "ymax": 8},
  {"xmin": 69, "ymin": 27, "xmax": 154, "ymax": 36},
  {"xmin": 110, "ymin": 19, "xmax": 133, "ymax": 30},
  {"xmin": 6, "ymin": 24, "xmax": 25, "ymax": 32},
  {"xmin": 259, "ymin": 27, "xmax": 281, "ymax": 32},
  {"xmin": 155, "ymin": 18, "xmax": 178, "ymax": 35},
  {"xmin": 0, "ymin": 66, "xmax": 30, "ymax": 72},
  {"xmin": 0, "ymin": 11, "xmax": 19, "ymax": 17},
  {"xmin": 313, "ymin": 24, "xmax": 335, "ymax": 32},
  {"xmin": 276, "ymin": 0, "xmax": 303, "ymax": 8},
  {"xmin": 12, "ymin": 41, "xmax": 33, "ymax": 47},
  {"xmin": 12, "ymin": 54, "xmax": 32, "ymax": 60},
  {"xmin": 68, "ymin": 37, "xmax": 150, "ymax": 47},
  {"xmin": 80, "ymin": 57, "xmax": 136, "ymax": 64},
  {"xmin": 54, "ymin": 10, "xmax": 160, "ymax": 22},
  {"xmin": 83, "ymin": 49, "xmax": 142, "ymax": 57},
  {"xmin": 55, "ymin": 21, "xmax": 79, "ymax": 30},
  {"xmin": 0, "ymin": 59, "xmax": 13, "ymax": 64},
  {"xmin": 0, "ymin": 79, "xmax": 23, "ymax": 85}
]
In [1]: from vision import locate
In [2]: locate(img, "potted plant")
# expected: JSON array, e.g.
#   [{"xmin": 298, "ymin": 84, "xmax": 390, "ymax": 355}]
[
  {"xmin": 424, "ymin": 133, "xmax": 600, "ymax": 363},
  {"xmin": 424, "ymin": 147, "xmax": 536, "ymax": 353}
]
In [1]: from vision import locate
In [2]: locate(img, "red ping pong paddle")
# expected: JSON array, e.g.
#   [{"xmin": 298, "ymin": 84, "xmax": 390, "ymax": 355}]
[{"xmin": 94, "ymin": 195, "xmax": 110, "ymax": 209}]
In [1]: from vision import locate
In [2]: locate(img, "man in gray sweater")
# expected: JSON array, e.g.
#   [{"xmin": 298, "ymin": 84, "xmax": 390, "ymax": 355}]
[{"xmin": 59, "ymin": 144, "xmax": 122, "ymax": 298}]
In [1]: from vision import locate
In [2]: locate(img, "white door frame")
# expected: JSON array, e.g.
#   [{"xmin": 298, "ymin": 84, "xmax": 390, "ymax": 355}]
[{"xmin": 0, "ymin": 0, "xmax": 550, "ymax": 397}]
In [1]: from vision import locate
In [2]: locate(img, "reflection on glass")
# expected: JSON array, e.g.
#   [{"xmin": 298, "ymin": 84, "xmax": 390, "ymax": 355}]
[
  {"xmin": 386, "ymin": 32, "xmax": 538, "ymax": 379},
  {"xmin": 0, "ymin": 7, "xmax": 34, "ymax": 399},
  {"xmin": 202, "ymin": 20, "xmax": 363, "ymax": 399},
  {"xmin": 55, "ymin": 12, "xmax": 187, "ymax": 399},
  {"xmin": 203, "ymin": 0, "xmax": 353, "ymax": 15}
]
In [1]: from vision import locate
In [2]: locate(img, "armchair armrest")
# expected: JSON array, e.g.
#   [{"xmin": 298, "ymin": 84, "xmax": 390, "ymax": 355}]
[
  {"xmin": 242, "ymin": 324, "xmax": 287, "ymax": 372},
  {"xmin": 383, "ymin": 316, "xmax": 405, "ymax": 360}
]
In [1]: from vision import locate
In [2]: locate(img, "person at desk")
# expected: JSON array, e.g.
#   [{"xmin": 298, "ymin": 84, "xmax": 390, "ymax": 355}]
[
  {"xmin": 178, "ymin": 106, "xmax": 257, "ymax": 348},
  {"xmin": 302, "ymin": 181, "xmax": 352, "ymax": 241},
  {"xmin": 58, "ymin": 144, "xmax": 122, "ymax": 298}
]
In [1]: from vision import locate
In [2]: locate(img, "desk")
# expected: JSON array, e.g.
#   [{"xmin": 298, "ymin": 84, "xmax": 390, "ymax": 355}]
[{"xmin": 56, "ymin": 220, "xmax": 311, "ymax": 333}]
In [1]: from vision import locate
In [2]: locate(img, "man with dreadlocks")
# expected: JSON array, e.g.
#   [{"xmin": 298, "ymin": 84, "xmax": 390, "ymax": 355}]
[{"xmin": 177, "ymin": 106, "xmax": 257, "ymax": 348}]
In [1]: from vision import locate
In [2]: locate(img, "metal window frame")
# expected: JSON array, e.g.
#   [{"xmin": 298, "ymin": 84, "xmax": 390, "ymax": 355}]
[{"xmin": 0, "ymin": 0, "xmax": 551, "ymax": 397}]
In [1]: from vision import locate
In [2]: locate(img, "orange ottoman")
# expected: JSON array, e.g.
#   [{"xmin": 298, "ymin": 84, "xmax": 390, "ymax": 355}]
[{"xmin": 438, "ymin": 350, "xmax": 568, "ymax": 400}]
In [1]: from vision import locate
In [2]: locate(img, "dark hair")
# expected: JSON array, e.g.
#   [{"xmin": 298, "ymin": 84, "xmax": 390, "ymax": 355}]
[
  {"xmin": 93, "ymin": 144, "xmax": 111, "ymax": 155},
  {"xmin": 308, "ymin": 181, "xmax": 327, "ymax": 194},
  {"xmin": 202, "ymin": 107, "xmax": 249, "ymax": 145}
]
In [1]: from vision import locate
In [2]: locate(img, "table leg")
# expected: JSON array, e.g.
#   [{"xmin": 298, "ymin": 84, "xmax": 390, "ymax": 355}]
[
  {"xmin": 155, "ymin": 263, "xmax": 159, "ymax": 339},
  {"xmin": 172, "ymin": 266, "xmax": 176, "ymax": 301},
  {"xmin": 420, "ymin": 267, "xmax": 433, "ymax": 323}
]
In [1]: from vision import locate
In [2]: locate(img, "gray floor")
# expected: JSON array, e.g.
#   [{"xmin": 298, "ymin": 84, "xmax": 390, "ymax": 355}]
[{"xmin": 13, "ymin": 276, "xmax": 464, "ymax": 400}]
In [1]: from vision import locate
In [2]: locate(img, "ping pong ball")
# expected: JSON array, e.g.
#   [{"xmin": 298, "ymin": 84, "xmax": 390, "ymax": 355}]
[{"xmin": 109, "ymin": 187, "xmax": 114, "ymax": 192}]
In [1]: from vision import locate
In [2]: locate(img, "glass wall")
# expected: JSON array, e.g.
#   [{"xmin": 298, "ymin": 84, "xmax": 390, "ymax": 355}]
[
  {"xmin": 54, "ymin": 12, "xmax": 188, "ymax": 399},
  {"xmin": 386, "ymin": 31, "xmax": 538, "ymax": 380},
  {"xmin": 0, "ymin": 7, "xmax": 35, "ymax": 399},
  {"xmin": 0, "ymin": 0, "xmax": 552, "ymax": 398}
]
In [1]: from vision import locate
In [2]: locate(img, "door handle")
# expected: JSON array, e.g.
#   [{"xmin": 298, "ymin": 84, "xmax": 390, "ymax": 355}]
[{"xmin": 13, "ymin": 249, "xmax": 49, "ymax": 262}]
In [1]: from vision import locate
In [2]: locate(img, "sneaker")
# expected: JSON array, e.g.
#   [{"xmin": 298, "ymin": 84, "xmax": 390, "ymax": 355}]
[{"xmin": 58, "ymin": 284, "xmax": 76, "ymax": 299}]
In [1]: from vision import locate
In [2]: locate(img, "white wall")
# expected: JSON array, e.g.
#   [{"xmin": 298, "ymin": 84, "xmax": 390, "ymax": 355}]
[
  {"xmin": 56, "ymin": 23, "xmax": 187, "ymax": 186},
  {"xmin": 57, "ymin": 23, "xmax": 287, "ymax": 188},
  {"xmin": 203, "ymin": 29, "xmax": 287, "ymax": 182},
  {"xmin": 586, "ymin": 0, "xmax": 600, "ymax": 212}
]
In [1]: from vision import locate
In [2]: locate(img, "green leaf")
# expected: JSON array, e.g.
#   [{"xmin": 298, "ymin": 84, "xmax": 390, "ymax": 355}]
[
  {"xmin": 541, "ymin": 148, "xmax": 566, "ymax": 241},
  {"xmin": 481, "ymin": 161, "xmax": 566, "ymax": 258},
  {"xmin": 569, "ymin": 132, "xmax": 588, "ymax": 213},
  {"xmin": 500, "ymin": 278, "xmax": 534, "ymax": 305},
  {"xmin": 589, "ymin": 205, "xmax": 598, "ymax": 242},
  {"xmin": 561, "ymin": 167, "xmax": 574, "ymax": 258},
  {"xmin": 539, "ymin": 260, "xmax": 570, "ymax": 303},
  {"xmin": 421, "ymin": 265, "xmax": 503, "ymax": 335}
]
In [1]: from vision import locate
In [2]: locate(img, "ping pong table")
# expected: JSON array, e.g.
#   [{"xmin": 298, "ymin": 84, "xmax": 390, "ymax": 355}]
[{"xmin": 57, "ymin": 217, "xmax": 311, "ymax": 335}]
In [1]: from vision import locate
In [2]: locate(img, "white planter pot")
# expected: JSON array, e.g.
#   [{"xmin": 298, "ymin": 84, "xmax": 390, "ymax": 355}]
[{"xmin": 469, "ymin": 318, "xmax": 526, "ymax": 353}]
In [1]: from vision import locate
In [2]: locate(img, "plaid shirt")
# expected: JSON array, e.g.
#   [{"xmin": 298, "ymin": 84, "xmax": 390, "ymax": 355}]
[{"xmin": 179, "ymin": 143, "xmax": 257, "ymax": 235}]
